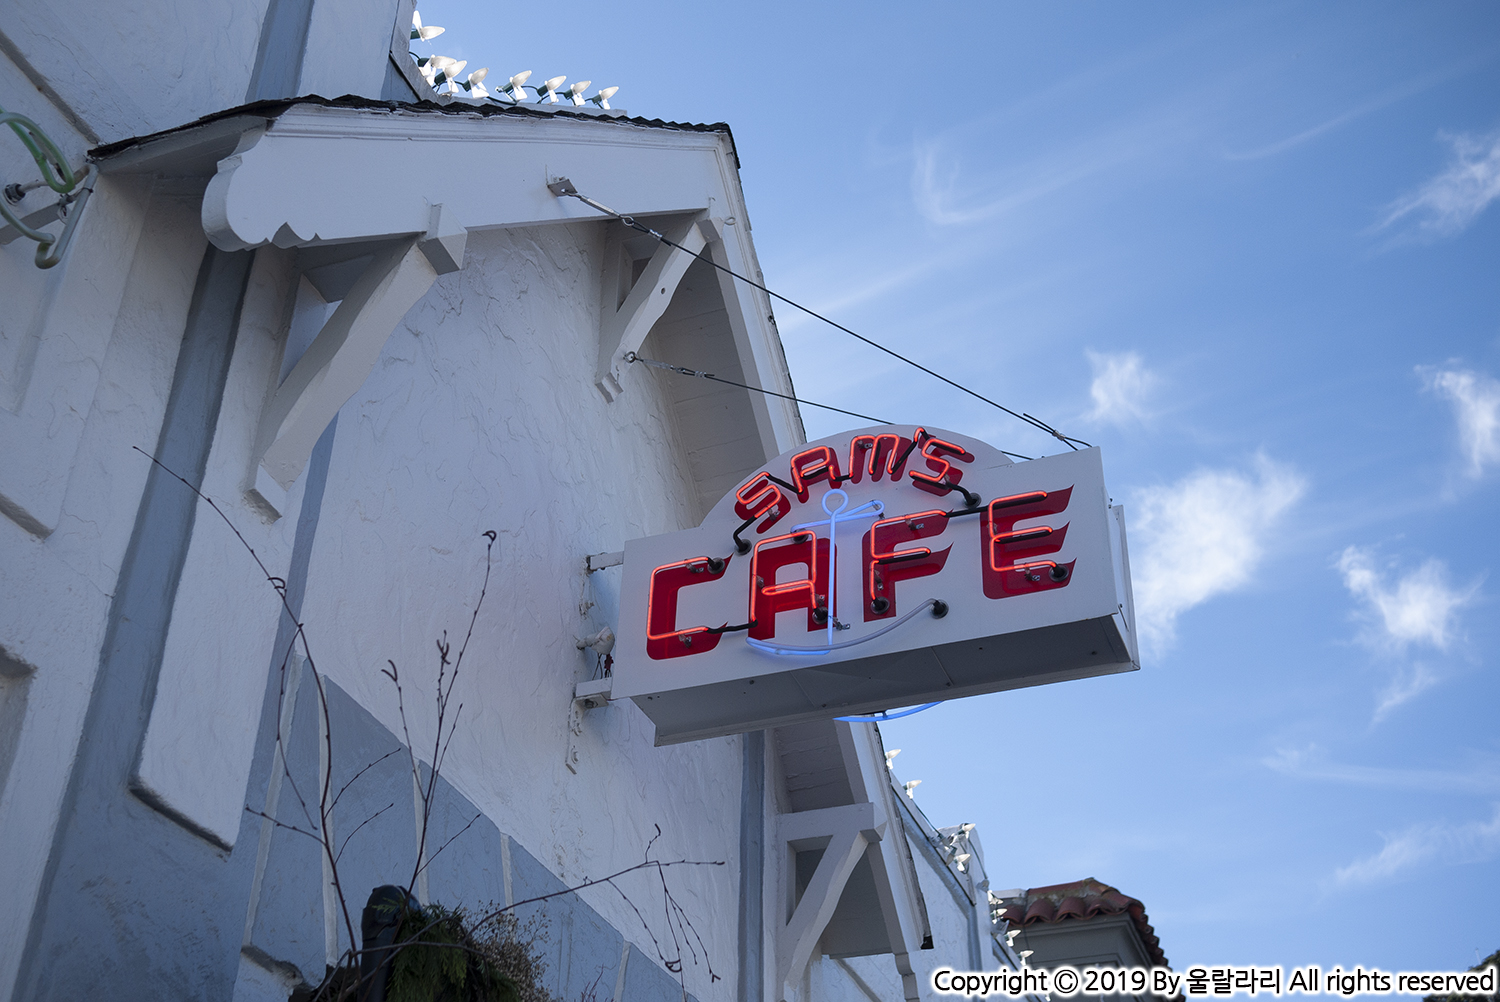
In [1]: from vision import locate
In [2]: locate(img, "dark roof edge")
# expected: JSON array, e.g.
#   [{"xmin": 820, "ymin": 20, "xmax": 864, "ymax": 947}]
[{"xmin": 90, "ymin": 93, "xmax": 739, "ymax": 169}]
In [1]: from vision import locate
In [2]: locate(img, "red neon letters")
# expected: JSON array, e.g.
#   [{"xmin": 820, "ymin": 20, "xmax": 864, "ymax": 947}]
[
  {"xmin": 788, "ymin": 446, "xmax": 842, "ymax": 502},
  {"xmin": 980, "ymin": 488, "xmax": 1075, "ymax": 599},
  {"xmin": 650, "ymin": 434, "xmax": 1078, "ymax": 658},
  {"xmin": 862, "ymin": 510, "xmax": 952, "ymax": 621},
  {"xmin": 734, "ymin": 472, "xmax": 788, "ymax": 534},
  {"xmin": 908, "ymin": 430, "xmax": 975, "ymax": 497},
  {"xmin": 847, "ymin": 433, "xmax": 912, "ymax": 484},
  {"xmin": 646, "ymin": 556, "xmax": 732, "ymax": 660},
  {"xmin": 748, "ymin": 532, "xmax": 831, "ymax": 641}
]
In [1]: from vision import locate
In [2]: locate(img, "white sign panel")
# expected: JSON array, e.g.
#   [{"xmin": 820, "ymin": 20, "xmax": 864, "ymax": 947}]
[{"xmin": 611, "ymin": 426, "xmax": 1138, "ymax": 744}]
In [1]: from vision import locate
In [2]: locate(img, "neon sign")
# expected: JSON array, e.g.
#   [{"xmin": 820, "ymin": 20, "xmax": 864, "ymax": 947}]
[{"xmin": 612, "ymin": 426, "xmax": 1138, "ymax": 745}]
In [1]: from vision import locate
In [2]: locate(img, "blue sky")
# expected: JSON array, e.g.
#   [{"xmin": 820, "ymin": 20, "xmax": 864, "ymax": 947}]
[{"xmin": 422, "ymin": 0, "xmax": 1499, "ymax": 979}]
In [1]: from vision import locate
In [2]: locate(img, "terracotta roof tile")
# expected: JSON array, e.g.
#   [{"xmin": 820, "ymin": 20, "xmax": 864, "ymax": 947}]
[{"xmin": 999, "ymin": 878, "xmax": 1169, "ymax": 968}]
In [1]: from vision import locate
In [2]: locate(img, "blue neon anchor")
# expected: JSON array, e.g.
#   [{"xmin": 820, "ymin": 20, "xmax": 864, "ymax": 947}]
[{"xmin": 746, "ymin": 488, "xmax": 884, "ymax": 655}]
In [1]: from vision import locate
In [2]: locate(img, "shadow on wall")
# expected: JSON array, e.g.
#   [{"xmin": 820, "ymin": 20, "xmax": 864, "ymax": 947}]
[
  {"xmin": 0, "ymin": 644, "xmax": 36, "ymax": 807},
  {"xmin": 235, "ymin": 669, "xmax": 703, "ymax": 1002}
]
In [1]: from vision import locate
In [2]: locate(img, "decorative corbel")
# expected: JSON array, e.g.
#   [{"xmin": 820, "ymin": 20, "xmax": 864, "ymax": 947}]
[
  {"xmin": 595, "ymin": 213, "xmax": 721, "ymax": 401},
  {"xmin": 248, "ymin": 205, "xmax": 467, "ymax": 516},
  {"xmin": 771, "ymin": 720, "xmax": 931, "ymax": 1001},
  {"xmin": 775, "ymin": 801, "xmax": 885, "ymax": 991}
]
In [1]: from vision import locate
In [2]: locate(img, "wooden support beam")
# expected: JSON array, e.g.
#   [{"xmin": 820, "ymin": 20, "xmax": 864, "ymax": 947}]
[
  {"xmin": 248, "ymin": 214, "xmax": 465, "ymax": 516},
  {"xmin": 837, "ymin": 722, "xmax": 930, "ymax": 1001},
  {"xmin": 775, "ymin": 801, "xmax": 883, "ymax": 991},
  {"xmin": 595, "ymin": 213, "xmax": 718, "ymax": 401}
]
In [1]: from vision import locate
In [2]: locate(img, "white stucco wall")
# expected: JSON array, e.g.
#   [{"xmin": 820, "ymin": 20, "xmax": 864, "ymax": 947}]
[
  {"xmin": 0, "ymin": 180, "xmax": 214, "ymax": 1001},
  {"xmin": 1, "ymin": 0, "xmax": 271, "ymax": 145},
  {"xmin": 132, "ymin": 246, "xmax": 313, "ymax": 850},
  {"xmin": 289, "ymin": 220, "xmax": 745, "ymax": 1001}
]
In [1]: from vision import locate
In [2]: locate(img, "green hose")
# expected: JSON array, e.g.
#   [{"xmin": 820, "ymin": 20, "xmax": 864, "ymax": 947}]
[{"xmin": 1, "ymin": 105, "xmax": 88, "ymax": 268}]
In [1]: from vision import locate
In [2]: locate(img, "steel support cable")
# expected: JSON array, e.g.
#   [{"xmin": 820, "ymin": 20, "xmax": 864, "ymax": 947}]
[
  {"xmin": 553, "ymin": 182, "xmax": 1091, "ymax": 451},
  {"xmin": 627, "ymin": 353, "xmax": 1034, "ymax": 461},
  {"xmin": 627, "ymin": 352, "xmax": 889, "ymax": 424}
]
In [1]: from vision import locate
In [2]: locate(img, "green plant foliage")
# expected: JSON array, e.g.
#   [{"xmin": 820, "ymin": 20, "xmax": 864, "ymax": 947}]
[
  {"xmin": 385, "ymin": 902, "xmax": 519, "ymax": 1002},
  {"xmin": 297, "ymin": 902, "xmax": 569, "ymax": 1002}
]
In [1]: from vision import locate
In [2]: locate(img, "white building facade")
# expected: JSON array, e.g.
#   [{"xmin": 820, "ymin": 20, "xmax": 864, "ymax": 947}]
[{"xmin": 0, "ymin": 2, "xmax": 1076, "ymax": 1000}]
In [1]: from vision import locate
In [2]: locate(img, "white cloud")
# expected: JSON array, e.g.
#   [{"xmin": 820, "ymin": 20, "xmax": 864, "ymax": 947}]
[
  {"xmin": 1130, "ymin": 455, "xmax": 1305, "ymax": 652},
  {"xmin": 1337, "ymin": 547, "xmax": 1478, "ymax": 653},
  {"xmin": 1264, "ymin": 745, "xmax": 1500, "ymax": 795},
  {"xmin": 1372, "ymin": 663, "xmax": 1440, "ymax": 723},
  {"xmin": 1333, "ymin": 804, "xmax": 1500, "ymax": 886},
  {"xmin": 1381, "ymin": 128, "xmax": 1500, "ymax": 238},
  {"xmin": 911, "ymin": 142, "xmax": 1102, "ymax": 227},
  {"xmin": 1223, "ymin": 60, "xmax": 1476, "ymax": 162},
  {"xmin": 1086, "ymin": 350, "xmax": 1159, "ymax": 425},
  {"xmin": 1422, "ymin": 367, "xmax": 1500, "ymax": 478}
]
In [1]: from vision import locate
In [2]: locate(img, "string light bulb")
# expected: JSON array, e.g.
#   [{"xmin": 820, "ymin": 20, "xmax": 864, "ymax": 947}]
[
  {"xmin": 885, "ymin": 748, "xmax": 902, "ymax": 768},
  {"xmin": 589, "ymin": 86, "xmax": 619, "ymax": 110},
  {"xmin": 566, "ymin": 80, "xmax": 592, "ymax": 106},
  {"xmin": 903, "ymin": 779, "xmax": 921, "ymax": 798},
  {"xmin": 443, "ymin": 60, "xmax": 468, "ymax": 92},
  {"xmin": 427, "ymin": 55, "xmax": 462, "ymax": 87},
  {"xmin": 461, "ymin": 67, "xmax": 489, "ymax": 99},
  {"xmin": 536, "ymin": 75, "xmax": 567, "ymax": 103},
  {"xmin": 410, "ymin": 10, "xmax": 445, "ymax": 40},
  {"xmin": 499, "ymin": 71, "xmax": 532, "ymax": 103}
]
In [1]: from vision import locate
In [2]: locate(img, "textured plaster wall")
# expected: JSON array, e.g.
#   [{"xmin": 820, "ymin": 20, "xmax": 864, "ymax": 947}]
[
  {"xmin": 2, "ymin": 0, "xmax": 406, "ymax": 148},
  {"xmin": 299, "ymin": 0, "xmax": 402, "ymax": 102},
  {"xmin": 0, "ymin": 0, "xmax": 272, "ymax": 144},
  {"xmin": 0, "ymin": 186, "xmax": 212, "ymax": 1000},
  {"xmin": 292, "ymin": 221, "xmax": 744, "ymax": 1002},
  {"xmin": 133, "ymin": 246, "xmax": 309, "ymax": 850}
]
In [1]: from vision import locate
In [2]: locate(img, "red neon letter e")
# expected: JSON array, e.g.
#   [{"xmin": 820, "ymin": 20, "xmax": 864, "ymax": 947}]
[{"xmin": 980, "ymin": 488, "xmax": 1074, "ymax": 599}]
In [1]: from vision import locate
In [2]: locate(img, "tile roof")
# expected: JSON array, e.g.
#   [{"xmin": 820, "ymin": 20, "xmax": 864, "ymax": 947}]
[{"xmin": 998, "ymin": 877, "xmax": 1169, "ymax": 968}]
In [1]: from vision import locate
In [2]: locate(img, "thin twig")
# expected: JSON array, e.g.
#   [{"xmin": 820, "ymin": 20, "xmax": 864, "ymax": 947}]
[
  {"xmin": 330, "ymin": 749, "xmax": 402, "ymax": 814},
  {"xmin": 415, "ymin": 812, "xmax": 483, "ymax": 878},
  {"xmin": 336, "ymin": 802, "xmax": 395, "ymax": 864}
]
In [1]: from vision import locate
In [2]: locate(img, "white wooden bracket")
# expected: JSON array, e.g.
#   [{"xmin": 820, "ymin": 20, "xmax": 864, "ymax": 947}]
[
  {"xmin": 839, "ymin": 722, "xmax": 929, "ymax": 1002},
  {"xmin": 775, "ymin": 801, "xmax": 884, "ymax": 991},
  {"xmin": 772, "ymin": 721, "xmax": 930, "ymax": 1001},
  {"xmin": 247, "ymin": 206, "xmax": 467, "ymax": 516},
  {"xmin": 595, "ymin": 213, "xmax": 721, "ymax": 401}
]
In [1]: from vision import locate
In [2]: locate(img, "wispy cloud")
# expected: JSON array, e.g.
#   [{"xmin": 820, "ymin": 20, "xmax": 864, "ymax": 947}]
[
  {"xmin": 1265, "ymin": 745, "xmax": 1500, "ymax": 795},
  {"xmin": 1086, "ymin": 350, "xmax": 1159, "ymax": 425},
  {"xmin": 911, "ymin": 141, "xmax": 1110, "ymax": 227},
  {"xmin": 1332, "ymin": 804, "xmax": 1500, "ymax": 886},
  {"xmin": 1337, "ymin": 547, "xmax": 1479, "ymax": 653},
  {"xmin": 1380, "ymin": 127, "xmax": 1500, "ymax": 238},
  {"xmin": 1372, "ymin": 663, "xmax": 1441, "ymax": 722},
  {"xmin": 908, "ymin": 94, "xmax": 1191, "ymax": 229},
  {"xmin": 1337, "ymin": 546, "xmax": 1481, "ymax": 720},
  {"xmin": 1223, "ymin": 60, "xmax": 1482, "ymax": 162},
  {"xmin": 1130, "ymin": 454, "xmax": 1305, "ymax": 652},
  {"xmin": 1422, "ymin": 366, "xmax": 1500, "ymax": 478}
]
